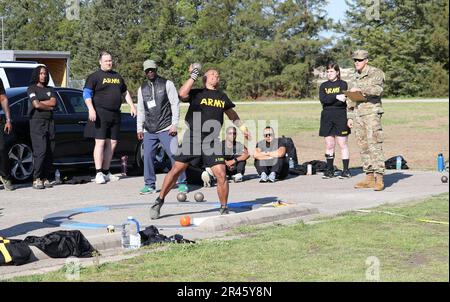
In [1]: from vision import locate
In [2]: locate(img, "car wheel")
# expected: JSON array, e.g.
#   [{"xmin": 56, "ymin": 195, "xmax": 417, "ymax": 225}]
[
  {"xmin": 135, "ymin": 142, "xmax": 172, "ymax": 173},
  {"xmin": 8, "ymin": 143, "xmax": 34, "ymax": 182}
]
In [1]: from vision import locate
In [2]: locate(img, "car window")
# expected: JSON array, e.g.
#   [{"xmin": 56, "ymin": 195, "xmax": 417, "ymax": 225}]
[
  {"xmin": 58, "ymin": 90, "xmax": 88, "ymax": 114},
  {"xmin": 22, "ymin": 96, "xmax": 66, "ymax": 116},
  {"xmin": 3, "ymin": 68, "xmax": 34, "ymax": 87},
  {"xmin": 9, "ymin": 100, "xmax": 23, "ymax": 117}
]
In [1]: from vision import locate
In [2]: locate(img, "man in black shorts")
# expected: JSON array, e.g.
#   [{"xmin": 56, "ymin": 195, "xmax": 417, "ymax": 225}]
[
  {"xmin": 83, "ymin": 51, "xmax": 136, "ymax": 184},
  {"xmin": 149, "ymin": 66, "xmax": 250, "ymax": 219},
  {"xmin": 0, "ymin": 78, "xmax": 14, "ymax": 191}
]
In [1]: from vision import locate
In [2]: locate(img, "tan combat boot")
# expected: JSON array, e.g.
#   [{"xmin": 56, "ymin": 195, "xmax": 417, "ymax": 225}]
[
  {"xmin": 354, "ymin": 173, "xmax": 375, "ymax": 189},
  {"xmin": 374, "ymin": 173, "xmax": 385, "ymax": 191}
]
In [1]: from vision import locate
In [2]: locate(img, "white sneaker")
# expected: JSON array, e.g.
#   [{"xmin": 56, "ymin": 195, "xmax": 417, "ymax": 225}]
[
  {"xmin": 259, "ymin": 172, "xmax": 268, "ymax": 183},
  {"xmin": 95, "ymin": 172, "xmax": 106, "ymax": 184},
  {"xmin": 104, "ymin": 172, "xmax": 120, "ymax": 182},
  {"xmin": 268, "ymin": 172, "xmax": 276, "ymax": 183},
  {"xmin": 232, "ymin": 173, "xmax": 243, "ymax": 183},
  {"xmin": 201, "ymin": 171, "xmax": 211, "ymax": 187}
]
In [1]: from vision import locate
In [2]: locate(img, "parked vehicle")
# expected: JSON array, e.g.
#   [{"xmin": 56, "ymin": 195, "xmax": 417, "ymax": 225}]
[
  {"xmin": 0, "ymin": 61, "xmax": 56, "ymax": 88},
  {"xmin": 0, "ymin": 87, "xmax": 171, "ymax": 182}
]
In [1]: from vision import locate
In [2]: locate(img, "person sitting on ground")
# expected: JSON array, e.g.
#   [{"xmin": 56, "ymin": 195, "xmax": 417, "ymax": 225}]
[
  {"xmin": 254, "ymin": 126, "xmax": 289, "ymax": 183},
  {"xmin": 201, "ymin": 126, "xmax": 249, "ymax": 186}
]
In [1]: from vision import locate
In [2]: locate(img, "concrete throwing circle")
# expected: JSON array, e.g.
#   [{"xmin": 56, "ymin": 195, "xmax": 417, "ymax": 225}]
[{"xmin": 43, "ymin": 201, "xmax": 259, "ymax": 230}]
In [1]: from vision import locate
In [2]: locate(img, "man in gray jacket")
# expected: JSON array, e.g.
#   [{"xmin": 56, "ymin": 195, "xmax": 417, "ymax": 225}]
[{"xmin": 137, "ymin": 60, "xmax": 187, "ymax": 194}]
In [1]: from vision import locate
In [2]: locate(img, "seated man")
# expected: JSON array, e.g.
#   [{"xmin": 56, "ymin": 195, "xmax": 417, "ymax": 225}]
[
  {"xmin": 221, "ymin": 126, "xmax": 250, "ymax": 182},
  {"xmin": 187, "ymin": 127, "xmax": 249, "ymax": 187},
  {"xmin": 254, "ymin": 126, "xmax": 289, "ymax": 183}
]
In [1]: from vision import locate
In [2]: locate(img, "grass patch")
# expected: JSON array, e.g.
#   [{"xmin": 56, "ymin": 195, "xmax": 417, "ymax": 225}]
[{"xmin": 10, "ymin": 193, "xmax": 449, "ymax": 282}]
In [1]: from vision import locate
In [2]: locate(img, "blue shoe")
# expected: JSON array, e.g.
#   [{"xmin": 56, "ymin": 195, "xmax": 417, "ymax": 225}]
[
  {"xmin": 140, "ymin": 185, "xmax": 156, "ymax": 195},
  {"xmin": 178, "ymin": 183, "xmax": 188, "ymax": 193}
]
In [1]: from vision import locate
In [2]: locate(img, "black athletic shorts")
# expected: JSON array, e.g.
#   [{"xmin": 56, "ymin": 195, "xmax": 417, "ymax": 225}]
[
  {"xmin": 319, "ymin": 108, "xmax": 351, "ymax": 137},
  {"xmin": 173, "ymin": 136, "xmax": 225, "ymax": 168},
  {"xmin": 84, "ymin": 108, "xmax": 121, "ymax": 140}
]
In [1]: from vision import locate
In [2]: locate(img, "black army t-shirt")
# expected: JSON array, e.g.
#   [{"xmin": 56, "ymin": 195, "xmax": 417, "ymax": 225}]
[
  {"xmin": 0, "ymin": 78, "xmax": 5, "ymax": 95},
  {"xmin": 84, "ymin": 69, "xmax": 127, "ymax": 112},
  {"xmin": 319, "ymin": 80, "xmax": 348, "ymax": 109},
  {"xmin": 256, "ymin": 138, "xmax": 286, "ymax": 153},
  {"xmin": 27, "ymin": 84, "xmax": 57, "ymax": 120},
  {"xmin": 184, "ymin": 88, "xmax": 235, "ymax": 140}
]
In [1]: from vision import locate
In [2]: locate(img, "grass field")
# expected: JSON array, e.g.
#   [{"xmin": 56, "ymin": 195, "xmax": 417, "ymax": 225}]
[
  {"xmin": 124, "ymin": 101, "xmax": 449, "ymax": 170},
  {"xmin": 11, "ymin": 193, "xmax": 449, "ymax": 282}
]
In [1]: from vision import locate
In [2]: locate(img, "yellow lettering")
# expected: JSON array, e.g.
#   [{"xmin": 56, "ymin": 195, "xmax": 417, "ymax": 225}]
[
  {"xmin": 200, "ymin": 99, "xmax": 208, "ymax": 105},
  {"xmin": 207, "ymin": 98, "xmax": 214, "ymax": 106},
  {"xmin": 214, "ymin": 99, "xmax": 224, "ymax": 108},
  {"xmin": 102, "ymin": 78, "xmax": 120, "ymax": 85}
]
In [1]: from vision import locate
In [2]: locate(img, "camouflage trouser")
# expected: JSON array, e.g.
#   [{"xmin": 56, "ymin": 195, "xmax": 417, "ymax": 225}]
[{"xmin": 355, "ymin": 112, "xmax": 385, "ymax": 174}]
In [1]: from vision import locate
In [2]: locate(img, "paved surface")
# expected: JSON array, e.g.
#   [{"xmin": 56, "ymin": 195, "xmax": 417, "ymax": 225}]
[{"xmin": 0, "ymin": 167, "xmax": 448, "ymax": 278}]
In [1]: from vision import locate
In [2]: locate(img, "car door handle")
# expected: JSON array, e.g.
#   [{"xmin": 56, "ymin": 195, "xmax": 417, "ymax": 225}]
[{"xmin": 78, "ymin": 121, "xmax": 87, "ymax": 125}]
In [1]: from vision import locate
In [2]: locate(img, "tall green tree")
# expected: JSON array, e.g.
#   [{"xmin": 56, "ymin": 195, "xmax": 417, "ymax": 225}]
[{"xmin": 342, "ymin": 0, "xmax": 449, "ymax": 97}]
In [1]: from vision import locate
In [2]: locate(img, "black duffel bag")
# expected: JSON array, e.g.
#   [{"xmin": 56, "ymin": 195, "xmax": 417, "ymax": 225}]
[{"xmin": 0, "ymin": 237, "xmax": 33, "ymax": 266}]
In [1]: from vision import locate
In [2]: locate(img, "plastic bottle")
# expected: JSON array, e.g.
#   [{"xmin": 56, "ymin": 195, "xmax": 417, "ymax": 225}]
[
  {"xmin": 396, "ymin": 156, "xmax": 402, "ymax": 170},
  {"xmin": 55, "ymin": 169, "xmax": 61, "ymax": 184},
  {"xmin": 289, "ymin": 157, "xmax": 294, "ymax": 169},
  {"xmin": 121, "ymin": 216, "xmax": 141, "ymax": 250},
  {"xmin": 121, "ymin": 156, "xmax": 128, "ymax": 176},
  {"xmin": 437, "ymin": 154, "xmax": 444, "ymax": 172},
  {"xmin": 307, "ymin": 164, "xmax": 312, "ymax": 175}
]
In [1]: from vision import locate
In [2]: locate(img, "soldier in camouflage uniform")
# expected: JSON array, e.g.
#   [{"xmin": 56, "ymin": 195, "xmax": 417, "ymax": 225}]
[{"xmin": 346, "ymin": 50, "xmax": 386, "ymax": 191}]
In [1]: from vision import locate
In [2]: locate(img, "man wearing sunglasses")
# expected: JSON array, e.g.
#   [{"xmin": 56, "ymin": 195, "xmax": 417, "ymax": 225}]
[
  {"xmin": 347, "ymin": 50, "xmax": 386, "ymax": 191},
  {"xmin": 254, "ymin": 126, "xmax": 289, "ymax": 183},
  {"xmin": 136, "ymin": 59, "xmax": 187, "ymax": 195},
  {"xmin": 221, "ymin": 126, "xmax": 249, "ymax": 182}
]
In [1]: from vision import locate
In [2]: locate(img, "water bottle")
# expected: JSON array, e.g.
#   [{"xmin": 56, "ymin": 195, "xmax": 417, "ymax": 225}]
[
  {"xmin": 289, "ymin": 157, "xmax": 294, "ymax": 169},
  {"xmin": 396, "ymin": 156, "xmax": 402, "ymax": 170},
  {"xmin": 437, "ymin": 154, "xmax": 444, "ymax": 172},
  {"xmin": 121, "ymin": 155, "xmax": 128, "ymax": 176},
  {"xmin": 55, "ymin": 169, "xmax": 61, "ymax": 184},
  {"xmin": 307, "ymin": 164, "xmax": 312, "ymax": 175},
  {"xmin": 121, "ymin": 216, "xmax": 141, "ymax": 250}
]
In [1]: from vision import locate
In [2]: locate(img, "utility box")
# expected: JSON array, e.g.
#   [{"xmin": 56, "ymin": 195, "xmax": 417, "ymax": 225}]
[{"xmin": 0, "ymin": 50, "xmax": 70, "ymax": 87}]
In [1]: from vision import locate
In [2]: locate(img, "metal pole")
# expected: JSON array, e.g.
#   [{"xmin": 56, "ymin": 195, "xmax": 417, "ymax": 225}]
[{"xmin": 1, "ymin": 17, "xmax": 4, "ymax": 50}]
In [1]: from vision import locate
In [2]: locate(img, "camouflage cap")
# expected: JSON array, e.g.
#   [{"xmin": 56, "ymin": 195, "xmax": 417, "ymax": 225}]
[{"xmin": 352, "ymin": 50, "xmax": 369, "ymax": 60}]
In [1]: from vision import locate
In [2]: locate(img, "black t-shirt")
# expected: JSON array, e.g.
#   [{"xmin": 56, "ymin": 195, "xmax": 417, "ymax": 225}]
[
  {"xmin": 27, "ymin": 84, "xmax": 57, "ymax": 120},
  {"xmin": 256, "ymin": 138, "xmax": 285, "ymax": 153},
  {"xmin": 319, "ymin": 80, "xmax": 348, "ymax": 109},
  {"xmin": 184, "ymin": 88, "xmax": 235, "ymax": 140},
  {"xmin": 0, "ymin": 79, "xmax": 5, "ymax": 95},
  {"xmin": 84, "ymin": 69, "xmax": 127, "ymax": 112},
  {"xmin": 222, "ymin": 140, "xmax": 245, "ymax": 160}
]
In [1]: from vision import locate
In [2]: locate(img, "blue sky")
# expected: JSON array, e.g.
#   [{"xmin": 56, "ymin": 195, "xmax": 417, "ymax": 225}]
[
  {"xmin": 320, "ymin": 0, "xmax": 349, "ymax": 39},
  {"xmin": 325, "ymin": 0, "xmax": 348, "ymax": 23}
]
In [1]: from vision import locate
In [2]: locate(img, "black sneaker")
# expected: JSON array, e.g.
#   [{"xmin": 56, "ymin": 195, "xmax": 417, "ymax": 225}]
[
  {"xmin": 149, "ymin": 198, "xmax": 164, "ymax": 220},
  {"xmin": 219, "ymin": 206, "xmax": 229, "ymax": 215},
  {"xmin": 322, "ymin": 169, "xmax": 335, "ymax": 179},
  {"xmin": 339, "ymin": 170, "xmax": 352, "ymax": 179}
]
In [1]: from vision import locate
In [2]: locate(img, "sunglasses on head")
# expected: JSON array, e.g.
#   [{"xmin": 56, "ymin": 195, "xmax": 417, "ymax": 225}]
[{"xmin": 353, "ymin": 58, "xmax": 365, "ymax": 62}]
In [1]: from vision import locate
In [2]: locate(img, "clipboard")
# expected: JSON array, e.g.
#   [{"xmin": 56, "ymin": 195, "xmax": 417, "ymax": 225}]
[{"xmin": 344, "ymin": 90, "xmax": 366, "ymax": 102}]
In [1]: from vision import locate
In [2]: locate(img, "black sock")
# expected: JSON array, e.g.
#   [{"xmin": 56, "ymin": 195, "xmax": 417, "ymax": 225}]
[
  {"xmin": 102, "ymin": 169, "xmax": 109, "ymax": 175},
  {"xmin": 96, "ymin": 169, "xmax": 102, "ymax": 174},
  {"xmin": 325, "ymin": 154, "xmax": 334, "ymax": 171},
  {"xmin": 343, "ymin": 159, "xmax": 349, "ymax": 171},
  {"xmin": 156, "ymin": 196, "xmax": 164, "ymax": 204}
]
